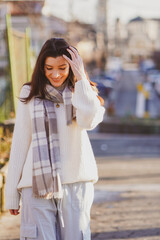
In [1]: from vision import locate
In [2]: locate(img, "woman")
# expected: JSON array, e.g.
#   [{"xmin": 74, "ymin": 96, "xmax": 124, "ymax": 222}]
[{"xmin": 5, "ymin": 38, "xmax": 105, "ymax": 240}]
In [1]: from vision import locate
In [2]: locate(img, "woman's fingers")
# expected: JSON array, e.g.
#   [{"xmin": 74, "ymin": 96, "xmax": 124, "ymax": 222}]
[
  {"xmin": 69, "ymin": 46, "xmax": 79, "ymax": 58},
  {"xmin": 63, "ymin": 46, "xmax": 80, "ymax": 64},
  {"xmin": 63, "ymin": 54, "xmax": 78, "ymax": 68},
  {"xmin": 9, "ymin": 209, "xmax": 20, "ymax": 215},
  {"xmin": 62, "ymin": 54, "xmax": 72, "ymax": 64},
  {"xmin": 66, "ymin": 48, "xmax": 77, "ymax": 61},
  {"xmin": 63, "ymin": 46, "xmax": 86, "ymax": 81},
  {"xmin": 63, "ymin": 54, "xmax": 77, "ymax": 70}
]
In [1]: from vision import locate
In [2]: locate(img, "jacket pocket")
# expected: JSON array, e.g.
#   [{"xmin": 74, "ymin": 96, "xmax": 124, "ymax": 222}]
[{"xmin": 20, "ymin": 223, "xmax": 37, "ymax": 239}]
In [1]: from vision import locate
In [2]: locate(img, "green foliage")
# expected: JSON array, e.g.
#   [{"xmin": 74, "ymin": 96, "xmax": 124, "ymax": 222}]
[{"xmin": 0, "ymin": 127, "xmax": 12, "ymax": 169}]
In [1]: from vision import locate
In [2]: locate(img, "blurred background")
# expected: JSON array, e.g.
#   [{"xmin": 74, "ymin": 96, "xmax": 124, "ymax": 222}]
[
  {"xmin": 1, "ymin": 0, "xmax": 160, "ymax": 126},
  {"xmin": 0, "ymin": 1, "xmax": 160, "ymax": 239}
]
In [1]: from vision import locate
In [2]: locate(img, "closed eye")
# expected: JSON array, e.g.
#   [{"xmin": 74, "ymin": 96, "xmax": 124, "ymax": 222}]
[{"xmin": 46, "ymin": 67, "xmax": 66, "ymax": 70}]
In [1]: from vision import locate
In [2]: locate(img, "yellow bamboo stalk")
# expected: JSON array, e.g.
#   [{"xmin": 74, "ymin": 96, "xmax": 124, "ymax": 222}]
[{"xmin": 6, "ymin": 14, "xmax": 16, "ymax": 112}]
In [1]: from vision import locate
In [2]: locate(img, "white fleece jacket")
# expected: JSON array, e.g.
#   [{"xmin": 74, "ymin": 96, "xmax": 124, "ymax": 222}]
[{"xmin": 5, "ymin": 78, "xmax": 105, "ymax": 210}]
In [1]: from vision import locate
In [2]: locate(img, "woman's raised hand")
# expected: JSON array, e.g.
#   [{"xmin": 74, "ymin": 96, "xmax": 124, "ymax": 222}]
[{"xmin": 63, "ymin": 46, "xmax": 87, "ymax": 82}]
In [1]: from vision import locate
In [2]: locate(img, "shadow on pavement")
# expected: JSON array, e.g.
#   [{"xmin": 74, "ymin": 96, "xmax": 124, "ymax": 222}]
[
  {"xmin": 99, "ymin": 172, "xmax": 160, "ymax": 181},
  {"xmin": 92, "ymin": 227, "xmax": 160, "ymax": 239}
]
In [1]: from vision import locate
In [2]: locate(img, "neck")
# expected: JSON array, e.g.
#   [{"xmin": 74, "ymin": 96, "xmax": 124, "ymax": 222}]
[
  {"xmin": 47, "ymin": 79, "xmax": 68, "ymax": 92},
  {"xmin": 54, "ymin": 84, "xmax": 65, "ymax": 91}
]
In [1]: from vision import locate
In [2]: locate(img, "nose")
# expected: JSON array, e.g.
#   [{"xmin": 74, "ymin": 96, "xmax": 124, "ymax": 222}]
[{"xmin": 51, "ymin": 70, "xmax": 60, "ymax": 78}]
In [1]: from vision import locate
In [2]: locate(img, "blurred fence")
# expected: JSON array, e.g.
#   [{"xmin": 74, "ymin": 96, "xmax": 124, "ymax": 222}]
[
  {"xmin": 6, "ymin": 14, "xmax": 32, "ymax": 112},
  {"xmin": 0, "ymin": 14, "xmax": 33, "ymax": 122},
  {"xmin": 0, "ymin": 15, "xmax": 33, "ymax": 212}
]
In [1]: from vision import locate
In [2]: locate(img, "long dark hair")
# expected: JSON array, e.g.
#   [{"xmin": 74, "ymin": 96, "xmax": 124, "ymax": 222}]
[{"xmin": 21, "ymin": 37, "xmax": 104, "ymax": 105}]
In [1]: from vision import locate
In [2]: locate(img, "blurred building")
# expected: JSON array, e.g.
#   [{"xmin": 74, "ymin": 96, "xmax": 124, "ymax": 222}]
[
  {"xmin": 0, "ymin": 0, "xmax": 108, "ymax": 73},
  {"xmin": 2, "ymin": 1, "xmax": 68, "ymax": 54},
  {"xmin": 0, "ymin": 0, "xmax": 68, "ymax": 120},
  {"xmin": 108, "ymin": 18, "xmax": 128, "ymax": 60},
  {"xmin": 67, "ymin": 0, "xmax": 108, "ymax": 74},
  {"xmin": 127, "ymin": 16, "xmax": 160, "ymax": 62},
  {"xmin": 67, "ymin": 21, "xmax": 96, "ymax": 62},
  {"xmin": 108, "ymin": 16, "xmax": 160, "ymax": 64},
  {"xmin": 0, "ymin": 1, "xmax": 47, "ymax": 70},
  {"xmin": 65, "ymin": 0, "xmax": 108, "ymax": 74}
]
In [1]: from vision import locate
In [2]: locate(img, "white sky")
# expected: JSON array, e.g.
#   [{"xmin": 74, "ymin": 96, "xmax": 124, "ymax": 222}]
[
  {"xmin": 109, "ymin": 0, "xmax": 160, "ymax": 24},
  {"xmin": 43, "ymin": 0, "xmax": 160, "ymax": 24},
  {"xmin": 43, "ymin": 0, "xmax": 97, "ymax": 24}
]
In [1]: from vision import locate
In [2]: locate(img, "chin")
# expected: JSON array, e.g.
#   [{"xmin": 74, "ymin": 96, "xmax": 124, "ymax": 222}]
[{"xmin": 51, "ymin": 82, "xmax": 63, "ymax": 87}]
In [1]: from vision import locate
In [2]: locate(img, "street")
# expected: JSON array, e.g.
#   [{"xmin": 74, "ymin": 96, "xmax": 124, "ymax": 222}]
[
  {"xmin": 110, "ymin": 69, "xmax": 160, "ymax": 118},
  {"xmin": 0, "ymin": 132, "xmax": 160, "ymax": 240},
  {"xmin": 89, "ymin": 133, "xmax": 160, "ymax": 157},
  {"xmin": 91, "ymin": 156, "xmax": 160, "ymax": 240}
]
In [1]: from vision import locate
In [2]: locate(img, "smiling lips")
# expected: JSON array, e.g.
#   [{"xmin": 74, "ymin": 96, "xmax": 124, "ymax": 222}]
[{"xmin": 51, "ymin": 77, "xmax": 62, "ymax": 81}]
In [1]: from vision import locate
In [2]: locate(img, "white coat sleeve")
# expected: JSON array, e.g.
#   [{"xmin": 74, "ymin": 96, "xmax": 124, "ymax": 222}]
[
  {"xmin": 72, "ymin": 78, "xmax": 106, "ymax": 130},
  {"xmin": 5, "ymin": 86, "xmax": 32, "ymax": 210}
]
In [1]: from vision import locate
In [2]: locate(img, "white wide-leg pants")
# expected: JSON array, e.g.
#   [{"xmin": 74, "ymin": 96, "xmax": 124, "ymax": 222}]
[{"xmin": 20, "ymin": 181, "xmax": 94, "ymax": 240}]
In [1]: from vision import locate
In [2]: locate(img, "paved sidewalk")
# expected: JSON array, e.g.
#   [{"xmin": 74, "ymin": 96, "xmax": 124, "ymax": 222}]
[
  {"xmin": 91, "ymin": 157, "xmax": 160, "ymax": 240},
  {"xmin": 0, "ymin": 156, "xmax": 160, "ymax": 240}
]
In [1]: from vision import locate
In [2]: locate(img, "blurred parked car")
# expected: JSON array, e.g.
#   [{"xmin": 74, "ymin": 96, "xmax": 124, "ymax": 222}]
[
  {"xmin": 107, "ymin": 57, "xmax": 123, "ymax": 72},
  {"xmin": 146, "ymin": 69, "xmax": 160, "ymax": 96},
  {"xmin": 107, "ymin": 57, "xmax": 123, "ymax": 81},
  {"xmin": 91, "ymin": 72, "xmax": 115, "ymax": 98},
  {"xmin": 139, "ymin": 59, "xmax": 155, "ymax": 73}
]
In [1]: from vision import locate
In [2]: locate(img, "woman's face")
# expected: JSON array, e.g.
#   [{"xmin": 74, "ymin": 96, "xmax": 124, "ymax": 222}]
[{"xmin": 44, "ymin": 56, "xmax": 70, "ymax": 87}]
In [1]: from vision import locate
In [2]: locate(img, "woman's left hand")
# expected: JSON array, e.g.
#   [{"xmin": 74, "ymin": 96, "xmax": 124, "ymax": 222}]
[{"xmin": 63, "ymin": 46, "xmax": 87, "ymax": 82}]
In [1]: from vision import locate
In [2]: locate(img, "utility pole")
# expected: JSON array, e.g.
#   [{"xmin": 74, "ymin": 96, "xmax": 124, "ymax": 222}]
[
  {"xmin": 96, "ymin": 0, "xmax": 108, "ymax": 71},
  {"xmin": 68, "ymin": 0, "xmax": 74, "ymax": 22}
]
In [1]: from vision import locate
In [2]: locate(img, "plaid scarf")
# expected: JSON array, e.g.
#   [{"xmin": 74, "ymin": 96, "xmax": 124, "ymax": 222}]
[{"xmin": 32, "ymin": 83, "xmax": 76, "ymax": 199}]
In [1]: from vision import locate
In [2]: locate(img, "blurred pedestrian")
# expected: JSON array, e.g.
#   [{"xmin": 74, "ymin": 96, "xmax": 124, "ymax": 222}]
[{"xmin": 5, "ymin": 38, "xmax": 105, "ymax": 240}]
